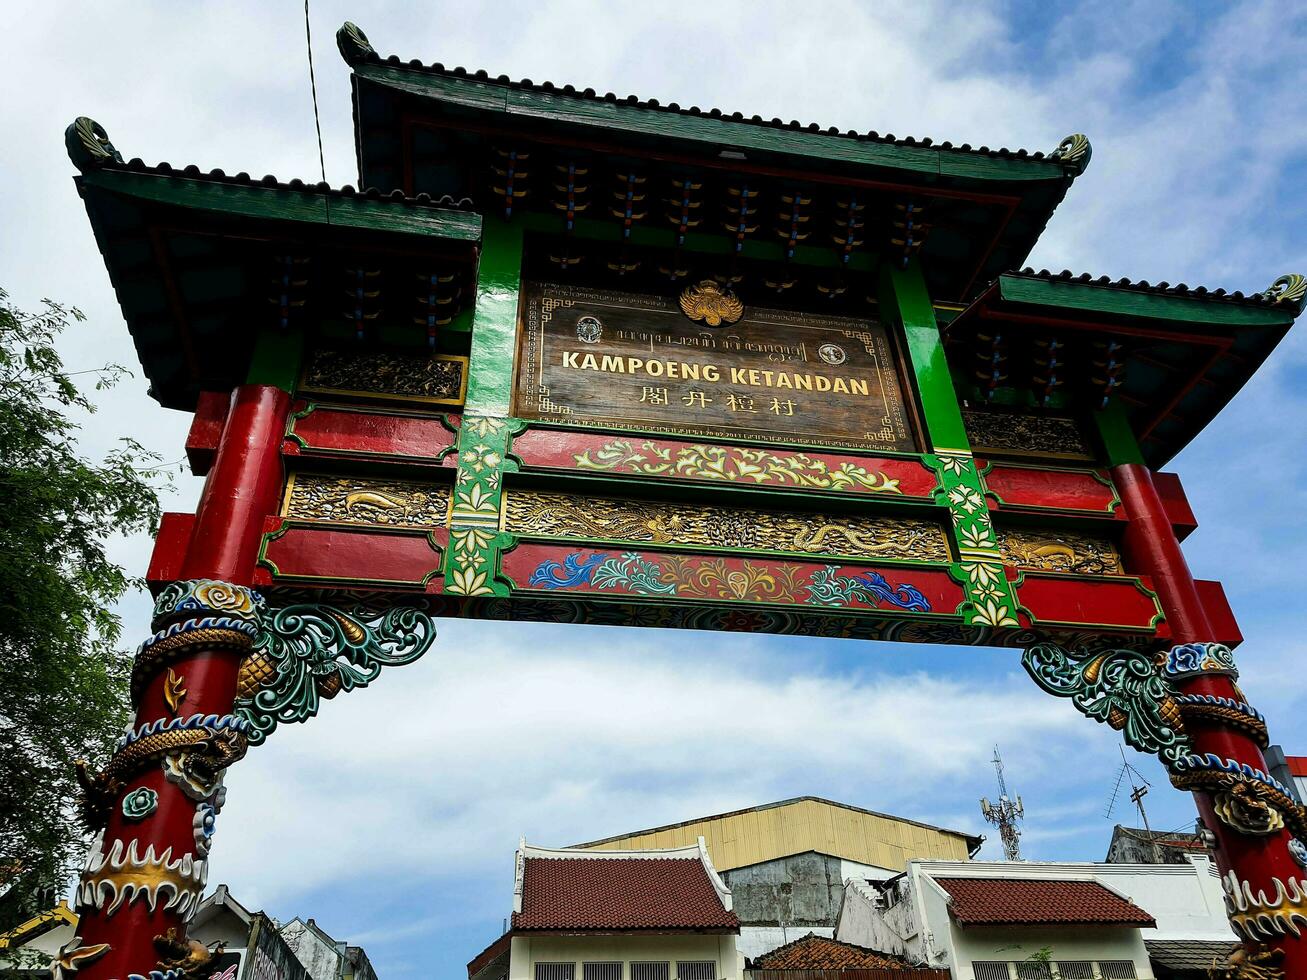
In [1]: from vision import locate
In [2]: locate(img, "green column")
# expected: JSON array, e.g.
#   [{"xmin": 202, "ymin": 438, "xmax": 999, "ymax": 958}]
[
  {"xmin": 245, "ymin": 326, "xmax": 304, "ymax": 391},
  {"xmin": 463, "ymin": 220, "xmax": 525, "ymax": 417},
  {"xmin": 445, "ymin": 219, "xmax": 525, "ymax": 596},
  {"xmin": 1093, "ymin": 400, "xmax": 1145, "ymax": 466},
  {"xmin": 877, "ymin": 261, "xmax": 969, "ymax": 453},
  {"xmin": 880, "ymin": 261, "xmax": 1020, "ymax": 630}
]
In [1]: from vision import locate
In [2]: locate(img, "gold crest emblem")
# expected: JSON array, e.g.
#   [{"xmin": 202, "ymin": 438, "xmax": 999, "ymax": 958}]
[{"xmin": 679, "ymin": 280, "xmax": 744, "ymax": 326}]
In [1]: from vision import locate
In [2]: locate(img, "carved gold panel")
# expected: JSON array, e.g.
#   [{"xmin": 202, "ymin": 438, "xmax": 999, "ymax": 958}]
[
  {"xmin": 300, "ymin": 349, "xmax": 468, "ymax": 405},
  {"xmin": 963, "ymin": 409, "xmax": 1093, "ymax": 460},
  {"xmin": 501, "ymin": 489, "xmax": 950, "ymax": 562},
  {"xmin": 282, "ymin": 474, "xmax": 452, "ymax": 528},
  {"xmin": 998, "ymin": 526, "xmax": 1122, "ymax": 575}
]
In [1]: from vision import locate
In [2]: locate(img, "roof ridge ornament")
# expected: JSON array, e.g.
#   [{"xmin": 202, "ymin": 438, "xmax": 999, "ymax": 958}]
[
  {"xmin": 1052, "ymin": 133, "xmax": 1091, "ymax": 174},
  {"xmin": 337, "ymin": 21, "xmax": 376, "ymax": 66},
  {"xmin": 1262, "ymin": 274, "xmax": 1306, "ymax": 309},
  {"xmin": 65, "ymin": 117, "xmax": 123, "ymax": 171}
]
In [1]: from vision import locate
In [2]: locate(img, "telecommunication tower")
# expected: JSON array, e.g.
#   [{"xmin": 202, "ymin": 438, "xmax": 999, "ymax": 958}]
[{"xmin": 980, "ymin": 746, "xmax": 1025, "ymax": 861}]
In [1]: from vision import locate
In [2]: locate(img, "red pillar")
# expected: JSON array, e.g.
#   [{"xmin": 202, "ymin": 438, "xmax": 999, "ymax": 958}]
[
  {"xmin": 72, "ymin": 384, "xmax": 290, "ymax": 980},
  {"xmin": 1116, "ymin": 463, "xmax": 1304, "ymax": 975}
]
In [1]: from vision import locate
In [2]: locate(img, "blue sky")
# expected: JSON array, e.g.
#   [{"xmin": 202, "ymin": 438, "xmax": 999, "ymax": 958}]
[{"xmin": 4, "ymin": 2, "xmax": 1307, "ymax": 979}]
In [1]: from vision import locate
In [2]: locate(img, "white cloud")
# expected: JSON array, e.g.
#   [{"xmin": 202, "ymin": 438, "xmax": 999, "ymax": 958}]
[{"xmin": 212, "ymin": 620, "xmax": 1106, "ymax": 913}]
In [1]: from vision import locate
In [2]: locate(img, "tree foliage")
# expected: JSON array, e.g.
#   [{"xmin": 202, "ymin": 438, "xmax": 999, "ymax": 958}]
[{"xmin": 0, "ymin": 289, "xmax": 165, "ymax": 927}]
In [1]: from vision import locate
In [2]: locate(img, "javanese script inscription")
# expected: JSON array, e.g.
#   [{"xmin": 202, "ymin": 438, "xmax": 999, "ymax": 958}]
[{"xmin": 515, "ymin": 282, "xmax": 918, "ymax": 452}]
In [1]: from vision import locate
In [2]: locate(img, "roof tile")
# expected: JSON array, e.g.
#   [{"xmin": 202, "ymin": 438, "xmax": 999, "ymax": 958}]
[
  {"xmin": 933, "ymin": 878, "xmax": 1156, "ymax": 928},
  {"xmin": 753, "ymin": 933, "xmax": 911, "ymax": 971},
  {"xmin": 513, "ymin": 857, "xmax": 738, "ymax": 932}
]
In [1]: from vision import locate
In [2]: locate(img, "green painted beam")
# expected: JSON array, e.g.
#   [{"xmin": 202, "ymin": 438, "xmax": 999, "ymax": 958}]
[
  {"xmin": 246, "ymin": 326, "xmax": 303, "ymax": 392},
  {"xmin": 998, "ymin": 274, "xmax": 1295, "ymax": 328},
  {"xmin": 358, "ymin": 66, "xmax": 1070, "ymax": 184},
  {"xmin": 78, "ymin": 170, "xmax": 482, "ymax": 241},
  {"xmin": 879, "ymin": 261, "xmax": 969, "ymax": 452},
  {"xmin": 1093, "ymin": 399, "xmax": 1145, "ymax": 467},
  {"xmin": 463, "ymin": 221, "xmax": 524, "ymax": 416}
]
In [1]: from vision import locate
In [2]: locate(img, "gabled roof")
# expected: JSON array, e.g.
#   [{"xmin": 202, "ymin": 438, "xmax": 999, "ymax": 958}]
[
  {"xmin": 65, "ymin": 117, "xmax": 481, "ymax": 411},
  {"xmin": 933, "ymin": 877, "xmax": 1156, "ymax": 928},
  {"xmin": 512, "ymin": 841, "xmax": 738, "ymax": 933},
  {"xmin": 575, "ymin": 797, "xmax": 982, "ymax": 871},
  {"xmin": 752, "ymin": 933, "xmax": 912, "ymax": 971},
  {"xmin": 189, "ymin": 883, "xmax": 255, "ymax": 933},
  {"xmin": 339, "ymin": 22, "xmax": 1089, "ymax": 305}
]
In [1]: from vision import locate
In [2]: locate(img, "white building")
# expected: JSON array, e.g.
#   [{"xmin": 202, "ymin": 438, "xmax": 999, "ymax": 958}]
[
  {"xmin": 469, "ymin": 839, "xmax": 744, "ymax": 980},
  {"xmin": 835, "ymin": 855, "xmax": 1237, "ymax": 979}
]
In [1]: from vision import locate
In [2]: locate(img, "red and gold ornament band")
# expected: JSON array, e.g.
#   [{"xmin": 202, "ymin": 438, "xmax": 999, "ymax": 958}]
[{"xmin": 63, "ymin": 579, "xmax": 438, "ymax": 980}]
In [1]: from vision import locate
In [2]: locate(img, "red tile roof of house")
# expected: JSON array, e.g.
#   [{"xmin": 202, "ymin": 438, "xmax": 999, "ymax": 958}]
[
  {"xmin": 513, "ymin": 856, "xmax": 739, "ymax": 932},
  {"xmin": 1286, "ymin": 756, "xmax": 1307, "ymax": 777},
  {"xmin": 933, "ymin": 878, "xmax": 1156, "ymax": 928},
  {"xmin": 753, "ymin": 933, "xmax": 912, "ymax": 971}
]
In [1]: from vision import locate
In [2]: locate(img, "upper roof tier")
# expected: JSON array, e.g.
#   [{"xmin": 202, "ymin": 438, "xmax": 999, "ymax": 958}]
[
  {"xmin": 946, "ymin": 268, "xmax": 1305, "ymax": 465},
  {"xmin": 66, "ymin": 117, "xmax": 481, "ymax": 410},
  {"xmin": 339, "ymin": 21, "xmax": 1089, "ymax": 304}
]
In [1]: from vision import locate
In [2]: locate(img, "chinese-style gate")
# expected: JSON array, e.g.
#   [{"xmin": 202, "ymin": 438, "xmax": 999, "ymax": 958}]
[{"xmin": 58, "ymin": 22, "xmax": 1307, "ymax": 980}]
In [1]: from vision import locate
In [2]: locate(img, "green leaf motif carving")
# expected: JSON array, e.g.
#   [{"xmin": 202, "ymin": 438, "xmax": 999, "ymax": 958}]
[
  {"xmin": 1023, "ymin": 643, "xmax": 1190, "ymax": 766},
  {"xmin": 235, "ymin": 604, "xmax": 436, "ymax": 744}
]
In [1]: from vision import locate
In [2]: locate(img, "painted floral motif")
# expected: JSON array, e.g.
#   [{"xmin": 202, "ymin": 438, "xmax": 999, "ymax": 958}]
[
  {"xmin": 121, "ymin": 786, "xmax": 158, "ymax": 822},
  {"xmin": 969, "ymin": 597, "xmax": 1020, "ymax": 627},
  {"xmin": 574, "ymin": 439, "xmax": 902, "ymax": 493},
  {"xmin": 152, "ymin": 580, "xmax": 263, "ymax": 627},
  {"xmin": 526, "ymin": 550, "xmax": 932, "ymax": 612},
  {"xmin": 930, "ymin": 452, "xmax": 1019, "ymax": 628},
  {"xmin": 446, "ymin": 565, "xmax": 494, "ymax": 597}
]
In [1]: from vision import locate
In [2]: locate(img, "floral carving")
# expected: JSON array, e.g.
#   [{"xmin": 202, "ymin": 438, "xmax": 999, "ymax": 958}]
[
  {"xmin": 121, "ymin": 787, "xmax": 158, "ymax": 822},
  {"xmin": 1023, "ymin": 643, "xmax": 1190, "ymax": 765},
  {"xmin": 574, "ymin": 439, "xmax": 903, "ymax": 493},
  {"xmin": 233, "ymin": 604, "xmax": 436, "ymax": 743}
]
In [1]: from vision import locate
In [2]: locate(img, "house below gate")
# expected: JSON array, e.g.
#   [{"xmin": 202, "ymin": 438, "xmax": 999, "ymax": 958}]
[
  {"xmin": 574, "ymin": 798, "xmax": 980, "ymax": 962},
  {"xmin": 835, "ymin": 856, "xmax": 1238, "ymax": 980},
  {"xmin": 468, "ymin": 840, "xmax": 743, "ymax": 980}
]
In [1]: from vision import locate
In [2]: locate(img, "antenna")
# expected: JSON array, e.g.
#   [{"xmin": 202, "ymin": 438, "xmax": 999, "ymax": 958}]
[
  {"xmin": 1105, "ymin": 746, "xmax": 1163, "ymax": 863},
  {"xmin": 979, "ymin": 746, "xmax": 1025, "ymax": 861}
]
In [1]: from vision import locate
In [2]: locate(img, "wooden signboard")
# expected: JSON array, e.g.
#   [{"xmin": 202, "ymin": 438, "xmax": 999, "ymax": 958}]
[{"xmin": 514, "ymin": 281, "xmax": 919, "ymax": 453}]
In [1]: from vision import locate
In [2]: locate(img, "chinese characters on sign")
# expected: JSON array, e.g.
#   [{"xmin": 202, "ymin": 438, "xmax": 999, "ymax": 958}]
[{"xmin": 515, "ymin": 282, "xmax": 918, "ymax": 452}]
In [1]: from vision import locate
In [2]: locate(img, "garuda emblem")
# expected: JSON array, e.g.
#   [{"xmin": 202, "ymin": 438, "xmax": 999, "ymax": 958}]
[{"xmin": 679, "ymin": 280, "xmax": 743, "ymax": 326}]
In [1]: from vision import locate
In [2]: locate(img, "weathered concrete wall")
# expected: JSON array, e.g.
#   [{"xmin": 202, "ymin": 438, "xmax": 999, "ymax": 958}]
[{"xmin": 724, "ymin": 852, "xmax": 896, "ymax": 928}]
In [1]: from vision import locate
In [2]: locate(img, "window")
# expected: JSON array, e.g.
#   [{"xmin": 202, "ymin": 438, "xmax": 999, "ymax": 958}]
[
  {"xmin": 1054, "ymin": 964, "xmax": 1094, "ymax": 980},
  {"xmin": 1015, "ymin": 962, "xmax": 1051, "ymax": 980},
  {"xmin": 535, "ymin": 965, "xmax": 575, "ymax": 980},
  {"xmin": 584, "ymin": 965, "xmax": 621, "ymax": 980},
  {"xmin": 631, "ymin": 964, "xmax": 670, "ymax": 980},
  {"xmin": 676, "ymin": 962, "xmax": 715, "ymax": 980},
  {"xmin": 1098, "ymin": 963, "xmax": 1137, "ymax": 979},
  {"xmin": 971, "ymin": 963, "xmax": 1011, "ymax": 980}
]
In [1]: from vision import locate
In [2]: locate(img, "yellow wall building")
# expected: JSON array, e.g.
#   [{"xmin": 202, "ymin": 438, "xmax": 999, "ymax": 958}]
[{"xmin": 576, "ymin": 797, "xmax": 981, "ymax": 873}]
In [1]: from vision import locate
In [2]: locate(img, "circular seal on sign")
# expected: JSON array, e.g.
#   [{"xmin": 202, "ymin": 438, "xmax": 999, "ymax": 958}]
[
  {"xmin": 818, "ymin": 343, "xmax": 846, "ymax": 365},
  {"xmin": 576, "ymin": 316, "xmax": 603, "ymax": 344}
]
